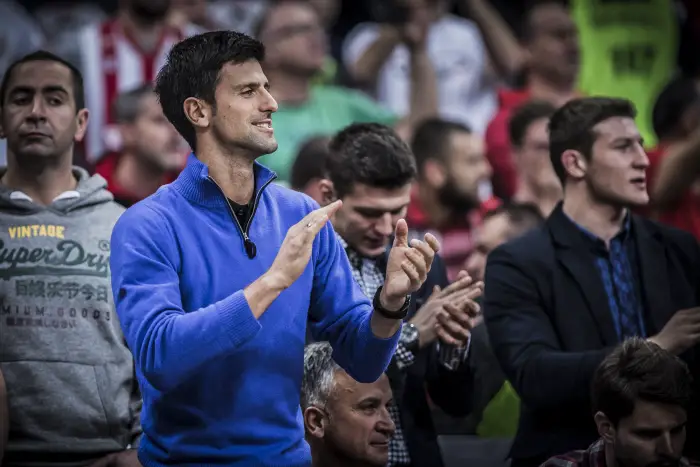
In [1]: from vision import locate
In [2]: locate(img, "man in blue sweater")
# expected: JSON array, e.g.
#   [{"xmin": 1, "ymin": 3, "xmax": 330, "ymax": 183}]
[{"xmin": 109, "ymin": 30, "xmax": 441, "ymax": 467}]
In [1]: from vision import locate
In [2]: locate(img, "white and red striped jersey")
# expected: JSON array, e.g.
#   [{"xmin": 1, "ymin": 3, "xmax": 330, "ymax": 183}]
[{"xmin": 58, "ymin": 19, "xmax": 200, "ymax": 162}]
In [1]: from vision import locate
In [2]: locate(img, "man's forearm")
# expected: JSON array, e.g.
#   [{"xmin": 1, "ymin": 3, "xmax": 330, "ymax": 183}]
[
  {"xmin": 370, "ymin": 311, "xmax": 403, "ymax": 338},
  {"xmin": 244, "ymin": 272, "xmax": 287, "ymax": 319},
  {"xmin": 351, "ymin": 26, "xmax": 401, "ymax": 85},
  {"xmin": 405, "ymin": 46, "xmax": 438, "ymax": 126}
]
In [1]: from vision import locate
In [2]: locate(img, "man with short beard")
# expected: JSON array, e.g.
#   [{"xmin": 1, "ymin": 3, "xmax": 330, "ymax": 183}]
[
  {"xmin": 407, "ymin": 118, "xmax": 497, "ymax": 281},
  {"xmin": 96, "ymin": 84, "xmax": 184, "ymax": 207},
  {"xmin": 541, "ymin": 338, "xmax": 693, "ymax": 467},
  {"xmin": 52, "ymin": 0, "xmax": 200, "ymax": 164}
]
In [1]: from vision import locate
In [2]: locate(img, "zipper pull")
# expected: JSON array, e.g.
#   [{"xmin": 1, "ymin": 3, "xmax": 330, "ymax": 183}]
[{"xmin": 244, "ymin": 236, "xmax": 257, "ymax": 259}]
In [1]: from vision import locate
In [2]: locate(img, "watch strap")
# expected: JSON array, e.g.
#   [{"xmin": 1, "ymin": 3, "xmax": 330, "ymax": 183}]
[{"xmin": 372, "ymin": 286, "xmax": 410, "ymax": 320}]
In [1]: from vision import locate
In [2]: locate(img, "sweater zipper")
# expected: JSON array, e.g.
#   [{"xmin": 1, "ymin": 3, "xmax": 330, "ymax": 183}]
[{"xmin": 207, "ymin": 175, "xmax": 275, "ymax": 259}]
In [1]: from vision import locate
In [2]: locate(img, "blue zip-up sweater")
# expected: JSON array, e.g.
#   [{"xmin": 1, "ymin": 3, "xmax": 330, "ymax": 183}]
[{"xmin": 109, "ymin": 154, "xmax": 401, "ymax": 467}]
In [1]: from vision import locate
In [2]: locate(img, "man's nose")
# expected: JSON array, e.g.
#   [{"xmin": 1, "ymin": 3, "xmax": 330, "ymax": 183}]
[
  {"xmin": 28, "ymin": 97, "xmax": 47, "ymax": 121},
  {"xmin": 260, "ymin": 88, "xmax": 278, "ymax": 113},
  {"xmin": 374, "ymin": 213, "xmax": 393, "ymax": 237}
]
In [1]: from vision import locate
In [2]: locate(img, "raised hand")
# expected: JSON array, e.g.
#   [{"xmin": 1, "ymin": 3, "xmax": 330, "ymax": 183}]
[
  {"xmin": 268, "ymin": 200, "xmax": 343, "ymax": 289},
  {"xmin": 380, "ymin": 219, "xmax": 440, "ymax": 310}
]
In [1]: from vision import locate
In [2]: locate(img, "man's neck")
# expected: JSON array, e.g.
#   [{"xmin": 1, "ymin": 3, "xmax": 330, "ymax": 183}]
[
  {"xmin": 197, "ymin": 141, "xmax": 256, "ymax": 205},
  {"xmin": 118, "ymin": 10, "xmax": 167, "ymax": 52},
  {"xmin": 1, "ymin": 156, "xmax": 77, "ymax": 206},
  {"xmin": 114, "ymin": 151, "xmax": 168, "ymax": 200},
  {"xmin": 513, "ymin": 181, "xmax": 561, "ymax": 217},
  {"xmin": 527, "ymin": 73, "xmax": 577, "ymax": 107},
  {"xmin": 561, "ymin": 186, "xmax": 627, "ymax": 244},
  {"xmin": 265, "ymin": 69, "xmax": 312, "ymax": 106},
  {"xmin": 311, "ymin": 447, "xmax": 370, "ymax": 467}
]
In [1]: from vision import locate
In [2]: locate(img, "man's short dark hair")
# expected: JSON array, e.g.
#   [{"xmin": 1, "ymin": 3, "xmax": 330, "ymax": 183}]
[
  {"xmin": 411, "ymin": 118, "xmax": 471, "ymax": 173},
  {"xmin": 327, "ymin": 123, "xmax": 416, "ymax": 198},
  {"xmin": 591, "ymin": 338, "xmax": 693, "ymax": 427},
  {"xmin": 509, "ymin": 100, "xmax": 557, "ymax": 148},
  {"xmin": 652, "ymin": 75, "xmax": 700, "ymax": 142},
  {"xmin": 155, "ymin": 31, "xmax": 265, "ymax": 151},
  {"xmin": 290, "ymin": 136, "xmax": 330, "ymax": 191},
  {"xmin": 0, "ymin": 50, "xmax": 85, "ymax": 111},
  {"xmin": 548, "ymin": 97, "xmax": 637, "ymax": 184},
  {"xmin": 522, "ymin": 0, "xmax": 569, "ymax": 42},
  {"xmin": 483, "ymin": 202, "xmax": 544, "ymax": 239}
]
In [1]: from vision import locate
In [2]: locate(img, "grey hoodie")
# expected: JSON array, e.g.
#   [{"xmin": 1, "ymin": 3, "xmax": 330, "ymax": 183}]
[{"xmin": 0, "ymin": 168, "xmax": 141, "ymax": 467}]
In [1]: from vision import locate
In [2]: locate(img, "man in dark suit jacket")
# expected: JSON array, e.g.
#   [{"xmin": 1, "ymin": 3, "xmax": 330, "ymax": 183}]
[
  {"xmin": 309, "ymin": 122, "xmax": 480, "ymax": 467},
  {"xmin": 483, "ymin": 97, "xmax": 700, "ymax": 467}
]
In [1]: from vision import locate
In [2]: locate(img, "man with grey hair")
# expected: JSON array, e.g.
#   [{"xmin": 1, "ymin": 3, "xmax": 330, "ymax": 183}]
[
  {"xmin": 302, "ymin": 342, "xmax": 395, "ymax": 467},
  {"xmin": 95, "ymin": 84, "xmax": 184, "ymax": 207}
]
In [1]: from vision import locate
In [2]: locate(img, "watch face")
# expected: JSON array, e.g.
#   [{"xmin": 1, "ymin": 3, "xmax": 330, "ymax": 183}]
[{"xmin": 401, "ymin": 324, "xmax": 419, "ymax": 346}]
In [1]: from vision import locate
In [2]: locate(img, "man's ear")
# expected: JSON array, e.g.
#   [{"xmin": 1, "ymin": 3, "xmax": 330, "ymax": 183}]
[
  {"xmin": 303, "ymin": 406, "xmax": 327, "ymax": 439},
  {"xmin": 318, "ymin": 178, "xmax": 337, "ymax": 207},
  {"xmin": 594, "ymin": 411, "xmax": 615, "ymax": 443}
]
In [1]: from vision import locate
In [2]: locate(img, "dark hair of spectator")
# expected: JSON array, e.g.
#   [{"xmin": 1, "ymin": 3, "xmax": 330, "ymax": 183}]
[
  {"xmin": 253, "ymin": 0, "xmax": 309, "ymax": 40},
  {"xmin": 522, "ymin": 0, "xmax": 569, "ymax": 41},
  {"xmin": 0, "ymin": 50, "xmax": 85, "ymax": 111},
  {"xmin": 327, "ymin": 123, "xmax": 416, "ymax": 198},
  {"xmin": 112, "ymin": 84, "xmax": 155, "ymax": 124},
  {"xmin": 290, "ymin": 136, "xmax": 330, "ymax": 191},
  {"xmin": 591, "ymin": 337, "xmax": 693, "ymax": 426},
  {"xmin": 155, "ymin": 31, "xmax": 265, "ymax": 151},
  {"xmin": 411, "ymin": 118, "xmax": 471, "ymax": 173},
  {"xmin": 483, "ymin": 202, "xmax": 545, "ymax": 236},
  {"xmin": 652, "ymin": 75, "xmax": 700, "ymax": 142},
  {"xmin": 509, "ymin": 100, "xmax": 557, "ymax": 148},
  {"xmin": 548, "ymin": 97, "xmax": 636, "ymax": 184}
]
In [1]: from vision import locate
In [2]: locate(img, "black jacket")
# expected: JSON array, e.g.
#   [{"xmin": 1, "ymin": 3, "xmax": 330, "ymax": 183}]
[{"xmin": 483, "ymin": 204, "xmax": 700, "ymax": 466}]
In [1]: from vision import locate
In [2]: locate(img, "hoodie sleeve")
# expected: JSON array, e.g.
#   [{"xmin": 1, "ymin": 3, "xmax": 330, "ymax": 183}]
[
  {"xmin": 110, "ymin": 205, "xmax": 261, "ymax": 393},
  {"xmin": 307, "ymin": 203, "xmax": 401, "ymax": 383}
]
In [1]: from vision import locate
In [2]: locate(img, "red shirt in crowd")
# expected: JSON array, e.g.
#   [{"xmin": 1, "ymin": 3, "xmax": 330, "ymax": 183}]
[
  {"xmin": 406, "ymin": 188, "xmax": 501, "ymax": 282},
  {"xmin": 95, "ymin": 152, "xmax": 180, "ymax": 208},
  {"xmin": 645, "ymin": 145, "xmax": 700, "ymax": 240},
  {"xmin": 484, "ymin": 88, "xmax": 532, "ymax": 199}
]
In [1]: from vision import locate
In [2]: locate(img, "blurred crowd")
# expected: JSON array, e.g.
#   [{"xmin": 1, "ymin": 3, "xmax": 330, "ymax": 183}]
[{"xmin": 0, "ymin": 0, "xmax": 699, "ymax": 466}]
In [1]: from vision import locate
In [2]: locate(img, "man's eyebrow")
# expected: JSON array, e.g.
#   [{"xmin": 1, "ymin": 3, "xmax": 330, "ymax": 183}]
[{"xmin": 234, "ymin": 82, "xmax": 270, "ymax": 91}]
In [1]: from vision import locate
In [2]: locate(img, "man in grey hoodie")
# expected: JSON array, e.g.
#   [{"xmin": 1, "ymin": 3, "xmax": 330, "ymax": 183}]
[{"xmin": 0, "ymin": 51, "xmax": 141, "ymax": 467}]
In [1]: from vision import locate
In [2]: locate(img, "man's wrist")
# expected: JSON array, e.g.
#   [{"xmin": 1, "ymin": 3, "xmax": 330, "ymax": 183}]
[
  {"xmin": 379, "ymin": 288, "xmax": 407, "ymax": 312},
  {"xmin": 261, "ymin": 270, "xmax": 289, "ymax": 293}
]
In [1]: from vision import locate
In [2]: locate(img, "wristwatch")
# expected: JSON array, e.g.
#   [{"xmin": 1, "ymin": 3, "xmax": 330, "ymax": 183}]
[
  {"xmin": 400, "ymin": 323, "xmax": 420, "ymax": 352},
  {"xmin": 372, "ymin": 286, "xmax": 410, "ymax": 320}
]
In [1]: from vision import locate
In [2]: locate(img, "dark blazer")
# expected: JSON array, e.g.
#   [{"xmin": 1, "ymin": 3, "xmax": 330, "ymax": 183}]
[
  {"xmin": 375, "ymin": 250, "xmax": 474, "ymax": 467},
  {"xmin": 483, "ymin": 204, "xmax": 700, "ymax": 467}
]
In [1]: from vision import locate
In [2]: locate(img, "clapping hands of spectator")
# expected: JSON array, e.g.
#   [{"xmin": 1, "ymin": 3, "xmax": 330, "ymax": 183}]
[{"xmin": 408, "ymin": 271, "xmax": 483, "ymax": 348}]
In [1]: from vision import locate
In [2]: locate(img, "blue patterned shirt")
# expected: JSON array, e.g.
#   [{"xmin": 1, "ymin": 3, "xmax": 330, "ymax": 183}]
[{"xmin": 574, "ymin": 216, "xmax": 647, "ymax": 340}]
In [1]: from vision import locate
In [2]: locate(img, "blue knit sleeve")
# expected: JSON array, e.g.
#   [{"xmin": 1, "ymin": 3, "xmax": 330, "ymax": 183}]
[
  {"xmin": 110, "ymin": 204, "xmax": 262, "ymax": 393},
  {"xmin": 307, "ymin": 210, "xmax": 401, "ymax": 383}
]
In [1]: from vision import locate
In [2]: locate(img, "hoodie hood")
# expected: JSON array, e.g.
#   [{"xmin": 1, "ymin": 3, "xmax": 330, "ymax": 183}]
[{"xmin": 0, "ymin": 166, "xmax": 116, "ymax": 214}]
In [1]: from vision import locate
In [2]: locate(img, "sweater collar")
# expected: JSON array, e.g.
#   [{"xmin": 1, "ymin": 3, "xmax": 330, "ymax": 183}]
[{"xmin": 171, "ymin": 153, "xmax": 277, "ymax": 208}]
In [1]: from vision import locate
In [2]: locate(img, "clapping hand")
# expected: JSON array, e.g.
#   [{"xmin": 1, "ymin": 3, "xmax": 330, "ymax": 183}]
[
  {"xmin": 434, "ymin": 271, "xmax": 483, "ymax": 347},
  {"xmin": 380, "ymin": 219, "xmax": 440, "ymax": 311}
]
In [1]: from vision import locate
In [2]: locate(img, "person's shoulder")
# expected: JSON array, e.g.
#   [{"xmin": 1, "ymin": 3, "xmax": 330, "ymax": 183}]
[
  {"xmin": 311, "ymin": 84, "xmax": 362, "ymax": 102},
  {"xmin": 492, "ymin": 226, "xmax": 550, "ymax": 262},
  {"xmin": 112, "ymin": 185, "xmax": 178, "ymax": 235},
  {"xmin": 265, "ymin": 182, "xmax": 319, "ymax": 215},
  {"xmin": 634, "ymin": 214, "xmax": 698, "ymax": 250}
]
